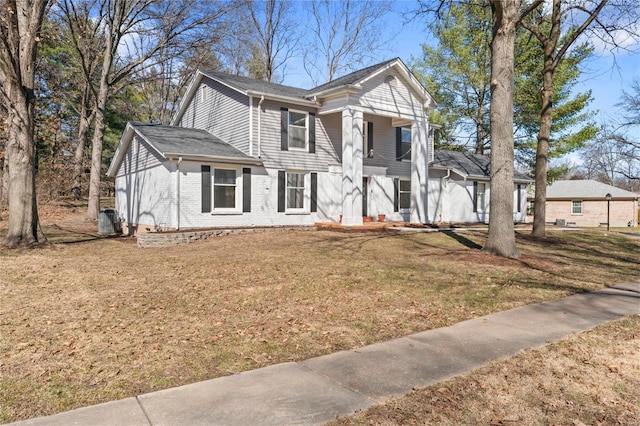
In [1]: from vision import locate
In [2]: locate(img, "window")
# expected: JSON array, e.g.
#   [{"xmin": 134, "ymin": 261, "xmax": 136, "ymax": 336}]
[
  {"xmin": 200, "ymin": 85, "xmax": 207, "ymax": 102},
  {"xmin": 399, "ymin": 180, "xmax": 411, "ymax": 210},
  {"xmin": 286, "ymin": 172, "xmax": 305, "ymax": 209},
  {"xmin": 474, "ymin": 182, "xmax": 486, "ymax": 212},
  {"xmin": 278, "ymin": 170, "xmax": 316, "ymax": 213},
  {"xmin": 362, "ymin": 120, "xmax": 368, "ymax": 155},
  {"xmin": 288, "ymin": 111, "xmax": 307, "ymax": 149},
  {"xmin": 397, "ymin": 127, "xmax": 411, "ymax": 161},
  {"xmin": 572, "ymin": 200, "xmax": 582, "ymax": 215},
  {"xmin": 214, "ymin": 169, "xmax": 236, "ymax": 209}
]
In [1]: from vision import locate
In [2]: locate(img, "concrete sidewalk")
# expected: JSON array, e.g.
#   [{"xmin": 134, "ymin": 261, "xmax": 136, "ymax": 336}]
[{"xmin": 11, "ymin": 281, "xmax": 640, "ymax": 426}]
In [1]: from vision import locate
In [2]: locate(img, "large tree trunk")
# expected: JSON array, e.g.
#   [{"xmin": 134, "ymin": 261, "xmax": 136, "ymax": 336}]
[
  {"xmin": 1, "ymin": 0, "xmax": 49, "ymax": 247},
  {"xmin": 484, "ymin": 0, "xmax": 520, "ymax": 258}
]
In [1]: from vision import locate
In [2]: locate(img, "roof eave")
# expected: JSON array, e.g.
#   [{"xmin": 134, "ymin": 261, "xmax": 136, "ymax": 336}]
[
  {"xmin": 164, "ymin": 152, "xmax": 263, "ymax": 166},
  {"xmin": 245, "ymin": 90, "xmax": 320, "ymax": 107}
]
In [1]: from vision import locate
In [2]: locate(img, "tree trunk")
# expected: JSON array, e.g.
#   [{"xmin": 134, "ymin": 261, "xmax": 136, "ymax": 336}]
[
  {"xmin": 484, "ymin": 0, "xmax": 520, "ymax": 259},
  {"xmin": 3, "ymin": 89, "xmax": 42, "ymax": 247},
  {"xmin": 532, "ymin": 62, "xmax": 555, "ymax": 237},
  {"xmin": 86, "ymin": 82, "xmax": 108, "ymax": 220},
  {"xmin": 71, "ymin": 86, "xmax": 94, "ymax": 200},
  {"xmin": 86, "ymin": 32, "xmax": 113, "ymax": 221},
  {"xmin": 1, "ymin": 153, "xmax": 8, "ymax": 208},
  {"xmin": 1, "ymin": 0, "xmax": 49, "ymax": 247}
]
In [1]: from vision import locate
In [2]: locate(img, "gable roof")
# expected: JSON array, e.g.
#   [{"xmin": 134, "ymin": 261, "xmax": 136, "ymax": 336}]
[
  {"xmin": 107, "ymin": 122, "xmax": 261, "ymax": 177},
  {"xmin": 545, "ymin": 180, "xmax": 638, "ymax": 199},
  {"xmin": 172, "ymin": 58, "xmax": 436, "ymax": 125},
  {"xmin": 307, "ymin": 58, "xmax": 399, "ymax": 95},
  {"xmin": 431, "ymin": 150, "xmax": 531, "ymax": 183}
]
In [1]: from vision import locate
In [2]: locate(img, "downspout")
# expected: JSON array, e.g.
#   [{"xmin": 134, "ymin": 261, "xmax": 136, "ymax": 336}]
[
  {"xmin": 176, "ymin": 157, "xmax": 182, "ymax": 230},
  {"xmin": 258, "ymin": 95, "xmax": 265, "ymax": 158},
  {"xmin": 440, "ymin": 169, "xmax": 451, "ymax": 222},
  {"xmin": 249, "ymin": 95, "xmax": 253, "ymax": 156}
]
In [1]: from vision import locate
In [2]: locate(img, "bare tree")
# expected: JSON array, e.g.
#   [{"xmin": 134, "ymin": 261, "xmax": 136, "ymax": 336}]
[
  {"xmin": 483, "ymin": 0, "xmax": 543, "ymax": 258},
  {"xmin": 301, "ymin": 0, "xmax": 392, "ymax": 85},
  {"xmin": 243, "ymin": 0, "xmax": 298, "ymax": 82},
  {"xmin": 521, "ymin": 0, "xmax": 639, "ymax": 238},
  {"xmin": 0, "ymin": 0, "xmax": 49, "ymax": 247},
  {"xmin": 64, "ymin": 0, "xmax": 227, "ymax": 220},
  {"xmin": 57, "ymin": 1, "xmax": 104, "ymax": 200}
]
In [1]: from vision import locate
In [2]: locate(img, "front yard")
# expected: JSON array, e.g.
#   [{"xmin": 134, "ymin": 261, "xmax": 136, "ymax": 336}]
[{"xmin": 1, "ymin": 222, "xmax": 638, "ymax": 422}]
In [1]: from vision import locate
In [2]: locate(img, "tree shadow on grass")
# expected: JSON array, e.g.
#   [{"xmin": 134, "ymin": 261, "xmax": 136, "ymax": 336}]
[{"xmin": 441, "ymin": 230, "xmax": 483, "ymax": 250}]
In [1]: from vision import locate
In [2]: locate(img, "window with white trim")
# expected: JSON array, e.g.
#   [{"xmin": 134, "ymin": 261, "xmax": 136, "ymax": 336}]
[
  {"xmin": 288, "ymin": 111, "xmax": 308, "ymax": 150},
  {"xmin": 571, "ymin": 200, "xmax": 582, "ymax": 215},
  {"xmin": 400, "ymin": 128, "xmax": 411, "ymax": 161},
  {"xmin": 214, "ymin": 169, "xmax": 236, "ymax": 209},
  {"xmin": 399, "ymin": 180, "xmax": 411, "ymax": 210},
  {"xmin": 287, "ymin": 172, "xmax": 305, "ymax": 209},
  {"xmin": 475, "ymin": 182, "xmax": 486, "ymax": 212}
]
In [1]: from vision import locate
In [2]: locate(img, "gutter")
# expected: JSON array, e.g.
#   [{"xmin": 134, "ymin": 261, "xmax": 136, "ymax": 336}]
[
  {"xmin": 246, "ymin": 90, "xmax": 320, "ymax": 107},
  {"xmin": 164, "ymin": 153, "xmax": 263, "ymax": 166},
  {"xmin": 176, "ymin": 157, "xmax": 182, "ymax": 230}
]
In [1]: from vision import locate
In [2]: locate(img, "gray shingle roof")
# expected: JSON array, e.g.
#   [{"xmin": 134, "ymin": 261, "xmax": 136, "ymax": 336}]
[
  {"xmin": 131, "ymin": 122, "xmax": 257, "ymax": 161},
  {"xmin": 307, "ymin": 58, "xmax": 399, "ymax": 95},
  {"xmin": 432, "ymin": 149, "xmax": 531, "ymax": 182},
  {"xmin": 546, "ymin": 180, "xmax": 638, "ymax": 199},
  {"xmin": 200, "ymin": 70, "xmax": 310, "ymax": 99},
  {"xmin": 201, "ymin": 58, "xmax": 403, "ymax": 100}
]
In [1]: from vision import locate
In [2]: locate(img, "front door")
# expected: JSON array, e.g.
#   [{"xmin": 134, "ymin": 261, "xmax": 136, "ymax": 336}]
[{"xmin": 362, "ymin": 177, "xmax": 368, "ymax": 217}]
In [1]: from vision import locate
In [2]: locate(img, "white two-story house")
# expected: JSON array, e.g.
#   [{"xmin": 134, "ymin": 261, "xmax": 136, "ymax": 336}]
[{"xmin": 107, "ymin": 58, "xmax": 529, "ymax": 234}]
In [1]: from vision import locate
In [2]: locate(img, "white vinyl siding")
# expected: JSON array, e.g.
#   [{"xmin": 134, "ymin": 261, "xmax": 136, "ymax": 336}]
[
  {"xmin": 180, "ymin": 79, "xmax": 250, "ymax": 153},
  {"xmin": 256, "ymin": 99, "xmax": 339, "ymax": 170}
]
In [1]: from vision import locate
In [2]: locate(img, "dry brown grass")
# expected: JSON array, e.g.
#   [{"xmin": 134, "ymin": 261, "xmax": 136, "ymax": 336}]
[
  {"xmin": 1, "ymin": 202, "xmax": 639, "ymax": 423},
  {"xmin": 330, "ymin": 315, "xmax": 640, "ymax": 425}
]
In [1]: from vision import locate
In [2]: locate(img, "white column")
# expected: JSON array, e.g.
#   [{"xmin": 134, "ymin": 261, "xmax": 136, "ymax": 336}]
[
  {"xmin": 410, "ymin": 116, "xmax": 429, "ymax": 223},
  {"xmin": 341, "ymin": 107, "xmax": 363, "ymax": 225}
]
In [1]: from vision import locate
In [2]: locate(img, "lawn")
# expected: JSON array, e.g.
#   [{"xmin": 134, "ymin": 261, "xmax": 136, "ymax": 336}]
[{"xmin": 1, "ymin": 214, "xmax": 639, "ymax": 423}]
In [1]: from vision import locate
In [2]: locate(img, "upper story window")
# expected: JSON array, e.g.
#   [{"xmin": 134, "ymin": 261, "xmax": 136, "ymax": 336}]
[
  {"xmin": 288, "ymin": 111, "xmax": 308, "ymax": 150},
  {"xmin": 281, "ymin": 107, "xmax": 315, "ymax": 153},
  {"xmin": 572, "ymin": 200, "xmax": 582, "ymax": 215},
  {"xmin": 400, "ymin": 128, "xmax": 411, "ymax": 161}
]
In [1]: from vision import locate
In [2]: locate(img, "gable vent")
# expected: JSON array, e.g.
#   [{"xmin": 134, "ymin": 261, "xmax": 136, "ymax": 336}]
[{"xmin": 384, "ymin": 74, "xmax": 397, "ymax": 87}]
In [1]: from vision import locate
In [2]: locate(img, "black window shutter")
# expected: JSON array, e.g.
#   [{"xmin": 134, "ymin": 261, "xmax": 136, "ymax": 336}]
[
  {"xmin": 395, "ymin": 127, "xmax": 402, "ymax": 161},
  {"xmin": 310, "ymin": 172, "xmax": 317, "ymax": 212},
  {"xmin": 277, "ymin": 170, "xmax": 286, "ymax": 212},
  {"xmin": 517, "ymin": 184, "xmax": 521, "ymax": 212},
  {"xmin": 309, "ymin": 113, "xmax": 316, "ymax": 153},
  {"xmin": 367, "ymin": 121, "xmax": 374, "ymax": 154},
  {"xmin": 243, "ymin": 168, "xmax": 251, "ymax": 212},
  {"xmin": 280, "ymin": 107, "xmax": 289, "ymax": 151},
  {"xmin": 473, "ymin": 181, "xmax": 478, "ymax": 213},
  {"xmin": 393, "ymin": 178, "xmax": 399, "ymax": 212},
  {"xmin": 201, "ymin": 165, "xmax": 211, "ymax": 213}
]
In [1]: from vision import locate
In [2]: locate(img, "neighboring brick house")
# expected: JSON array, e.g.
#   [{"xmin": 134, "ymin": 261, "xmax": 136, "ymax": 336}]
[
  {"xmin": 527, "ymin": 180, "xmax": 639, "ymax": 227},
  {"xmin": 107, "ymin": 58, "xmax": 530, "ymax": 234}
]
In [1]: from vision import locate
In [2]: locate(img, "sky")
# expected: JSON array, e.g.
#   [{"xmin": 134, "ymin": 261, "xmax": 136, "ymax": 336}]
[{"xmin": 282, "ymin": 0, "xmax": 640, "ymax": 158}]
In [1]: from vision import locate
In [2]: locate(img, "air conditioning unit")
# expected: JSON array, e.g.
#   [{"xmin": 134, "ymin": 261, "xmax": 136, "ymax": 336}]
[{"xmin": 555, "ymin": 218, "xmax": 566, "ymax": 226}]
